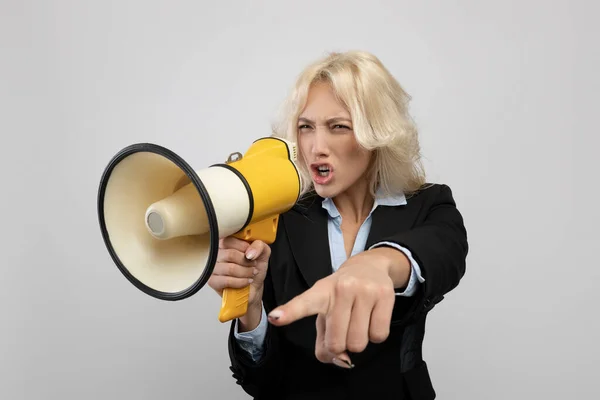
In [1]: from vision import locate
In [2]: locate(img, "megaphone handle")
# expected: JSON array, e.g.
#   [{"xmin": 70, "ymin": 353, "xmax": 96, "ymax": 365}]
[{"xmin": 218, "ymin": 215, "xmax": 279, "ymax": 323}]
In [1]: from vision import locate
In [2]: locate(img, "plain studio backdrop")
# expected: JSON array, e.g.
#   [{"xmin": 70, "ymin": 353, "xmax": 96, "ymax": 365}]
[{"xmin": 1, "ymin": 1, "xmax": 598, "ymax": 399}]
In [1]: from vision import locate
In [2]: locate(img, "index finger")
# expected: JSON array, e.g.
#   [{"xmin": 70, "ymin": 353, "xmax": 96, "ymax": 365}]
[
  {"xmin": 219, "ymin": 236, "xmax": 250, "ymax": 252},
  {"xmin": 268, "ymin": 282, "xmax": 330, "ymax": 326}
]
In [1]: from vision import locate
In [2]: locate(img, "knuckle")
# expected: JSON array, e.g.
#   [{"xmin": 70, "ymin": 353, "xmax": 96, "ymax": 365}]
[
  {"xmin": 326, "ymin": 341, "xmax": 345, "ymax": 355},
  {"xmin": 208, "ymin": 276, "xmax": 224, "ymax": 291},
  {"xmin": 227, "ymin": 263, "xmax": 238, "ymax": 276},
  {"xmin": 314, "ymin": 348, "xmax": 328, "ymax": 363},
  {"xmin": 230, "ymin": 250, "xmax": 244, "ymax": 264},
  {"xmin": 370, "ymin": 328, "xmax": 390, "ymax": 343},
  {"xmin": 382, "ymin": 282, "xmax": 394, "ymax": 295},
  {"xmin": 386, "ymin": 290, "xmax": 396, "ymax": 303},
  {"xmin": 361, "ymin": 283, "xmax": 378, "ymax": 297},
  {"xmin": 215, "ymin": 262, "xmax": 228, "ymax": 275},
  {"xmin": 335, "ymin": 276, "xmax": 358, "ymax": 293},
  {"xmin": 375, "ymin": 284, "xmax": 388, "ymax": 296},
  {"xmin": 347, "ymin": 339, "xmax": 367, "ymax": 353},
  {"xmin": 220, "ymin": 248, "xmax": 233, "ymax": 261},
  {"xmin": 225, "ymin": 277, "xmax": 238, "ymax": 287},
  {"xmin": 364, "ymin": 283, "xmax": 391, "ymax": 301}
]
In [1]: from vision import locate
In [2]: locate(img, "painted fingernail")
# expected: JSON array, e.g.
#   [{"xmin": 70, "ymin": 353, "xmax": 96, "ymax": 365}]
[
  {"xmin": 245, "ymin": 250, "xmax": 256, "ymax": 260},
  {"xmin": 332, "ymin": 358, "xmax": 354, "ymax": 369},
  {"xmin": 268, "ymin": 310, "xmax": 282, "ymax": 320},
  {"xmin": 248, "ymin": 278, "xmax": 254, "ymax": 283}
]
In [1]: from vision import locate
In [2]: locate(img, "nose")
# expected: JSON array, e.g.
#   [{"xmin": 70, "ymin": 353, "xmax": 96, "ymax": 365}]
[{"xmin": 311, "ymin": 128, "xmax": 330, "ymax": 159}]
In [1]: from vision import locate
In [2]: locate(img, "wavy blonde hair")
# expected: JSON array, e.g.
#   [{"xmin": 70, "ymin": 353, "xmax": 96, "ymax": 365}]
[{"xmin": 271, "ymin": 50, "xmax": 426, "ymax": 198}]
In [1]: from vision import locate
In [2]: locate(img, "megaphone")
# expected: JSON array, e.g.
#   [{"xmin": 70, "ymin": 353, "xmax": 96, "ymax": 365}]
[{"xmin": 97, "ymin": 137, "xmax": 300, "ymax": 322}]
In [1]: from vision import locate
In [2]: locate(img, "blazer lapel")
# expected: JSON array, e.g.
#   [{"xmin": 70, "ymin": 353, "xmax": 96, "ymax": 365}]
[
  {"xmin": 283, "ymin": 195, "xmax": 333, "ymax": 289},
  {"xmin": 365, "ymin": 201, "xmax": 418, "ymax": 249}
]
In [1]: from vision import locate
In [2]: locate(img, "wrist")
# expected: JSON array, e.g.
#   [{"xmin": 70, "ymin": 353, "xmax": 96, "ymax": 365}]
[
  {"xmin": 238, "ymin": 298, "xmax": 263, "ymax": 333},
  {"xmin": 249, "ymin": 287, "xmax": 264, "ymax": 310},
  {"xmin": 368, "ymin": 247, "xmax": 411, "ymax": 289}
]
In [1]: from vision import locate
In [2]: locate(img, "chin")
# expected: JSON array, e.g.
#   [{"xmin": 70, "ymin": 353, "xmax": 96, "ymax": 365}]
[{"xmin": 313, "ymin": 183, "xmax": 340, "ymax": 199}]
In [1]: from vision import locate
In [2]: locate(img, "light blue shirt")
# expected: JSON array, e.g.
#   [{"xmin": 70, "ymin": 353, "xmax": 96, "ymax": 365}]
[{"xmin": 233, "ymin": 189, "xmax": 425, "ymax": 362}]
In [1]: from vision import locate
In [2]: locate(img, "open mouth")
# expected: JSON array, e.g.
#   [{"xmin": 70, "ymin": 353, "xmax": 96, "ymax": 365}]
[{"xmin": 311, "ymin": 163, "xmax": 334, "ymax": 184}]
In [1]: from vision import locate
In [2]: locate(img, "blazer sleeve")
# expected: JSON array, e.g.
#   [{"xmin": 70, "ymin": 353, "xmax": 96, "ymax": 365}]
[
  {"xmin": 382, "ymin": 184, "xmax": 469, "ymax": 325},
  {"xmin": 227, "ymin": 266, "xmax": 284, "ymax": 398}
]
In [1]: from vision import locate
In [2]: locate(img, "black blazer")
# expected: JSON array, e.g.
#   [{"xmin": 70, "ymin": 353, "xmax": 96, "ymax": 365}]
[{"xmin": 227, "ymin": 183, "xmax": 468, "ymax": 400}]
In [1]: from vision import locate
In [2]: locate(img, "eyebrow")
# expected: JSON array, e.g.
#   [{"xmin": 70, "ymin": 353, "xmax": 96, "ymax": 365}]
[{"xmin": 298, "ymin": 117, "xmax": 352, "ymax": 124}]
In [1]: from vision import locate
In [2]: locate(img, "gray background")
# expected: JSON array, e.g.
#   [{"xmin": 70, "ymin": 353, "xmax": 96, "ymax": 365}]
[{"xmin": 1, "ymin": 0, "xmax": 598, "ymax": 399}]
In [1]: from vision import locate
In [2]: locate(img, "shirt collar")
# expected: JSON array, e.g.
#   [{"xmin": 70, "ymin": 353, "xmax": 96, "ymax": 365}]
[{"xmin": 321, "ymin": 187, "xmax": 407, "ymax": 219}]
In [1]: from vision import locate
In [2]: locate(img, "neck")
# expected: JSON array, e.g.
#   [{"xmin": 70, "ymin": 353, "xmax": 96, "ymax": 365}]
[{"xmin": 332, "ymin": 179, "xmax": 374, "ymax": 224}]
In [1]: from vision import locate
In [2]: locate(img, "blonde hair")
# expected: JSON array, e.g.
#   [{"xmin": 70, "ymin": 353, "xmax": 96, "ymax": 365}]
[{"xmin": 271, "ymin": 50, "xmax": 427, "ymax": 198}]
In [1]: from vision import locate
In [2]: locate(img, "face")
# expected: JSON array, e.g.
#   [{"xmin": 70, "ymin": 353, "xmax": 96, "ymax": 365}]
[{"xmin": 297, "ymin": 81, "xmax": 372, "ymax": 199}]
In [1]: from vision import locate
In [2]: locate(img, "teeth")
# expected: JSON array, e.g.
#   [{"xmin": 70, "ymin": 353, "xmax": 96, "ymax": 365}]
[{"xmin": 315, "ymin": 165, "xmax": 331, "ymax": 177}]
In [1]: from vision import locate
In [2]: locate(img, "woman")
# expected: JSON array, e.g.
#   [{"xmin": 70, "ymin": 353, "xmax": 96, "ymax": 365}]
[{"xmin": 208, "ymin": 50, "xmax": 468, "ymax": 399}]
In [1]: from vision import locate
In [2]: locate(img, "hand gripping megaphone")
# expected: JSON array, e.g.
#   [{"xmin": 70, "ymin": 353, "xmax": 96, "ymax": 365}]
[{"xmin": 97, "ymin": 137, "xmax": 300, "ymax": 322}]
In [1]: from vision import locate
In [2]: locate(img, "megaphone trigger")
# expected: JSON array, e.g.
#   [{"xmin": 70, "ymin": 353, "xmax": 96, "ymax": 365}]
[
  {"xmin": 219, "ymin": 215, "xmax": 280, "ymax": 323},
  {"xmin": 97, "ymin": 137, "xmax": 301, "ymax": 324}
]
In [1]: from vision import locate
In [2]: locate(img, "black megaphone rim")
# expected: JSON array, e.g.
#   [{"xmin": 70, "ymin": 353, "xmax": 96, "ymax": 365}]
[{"xmin": 97, "ymin": 142, "xmax": 219, "ymax": 301}]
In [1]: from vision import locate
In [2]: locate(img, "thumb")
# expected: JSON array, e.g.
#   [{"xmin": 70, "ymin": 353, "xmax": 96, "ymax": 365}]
[
  {"xmin": 244, "ymin": 240, "xmax": 270, "ymax": 262},
  {"xmin": 268, "ymin": 283, "xmax": 330, "ymax": 326}
]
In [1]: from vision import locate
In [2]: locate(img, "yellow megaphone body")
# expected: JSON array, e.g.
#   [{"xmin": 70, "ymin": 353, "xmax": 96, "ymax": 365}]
[{"xmin": 97, "ymin": 137, "xmax": 300, "ymax": 322}]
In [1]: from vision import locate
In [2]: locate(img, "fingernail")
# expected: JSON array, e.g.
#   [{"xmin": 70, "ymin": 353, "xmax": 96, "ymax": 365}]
[
  {"xmin": 245, "ymin": 250, "xmax": 256, "ymax": 260},
  {"xmin": 268, "ymin": 310, "xmax": 282, "ymax": 320},
  {"xmin": 253, "ymin": 268, "xmax": 259, "ymax": 275},
  {"xmin": 248, "ymin": 278, "xmax": 254, "ymax": 283},
  {"xmin": 332, "ymin": 358, "xmax": 354, "ymax": 369}
]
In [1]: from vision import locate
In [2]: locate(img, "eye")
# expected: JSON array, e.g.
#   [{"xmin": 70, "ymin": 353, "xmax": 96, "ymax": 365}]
[
  {"xmin": 332, "ymin": 124, "xmax": 351, "ymax": 131},
  {"xmin": 298, "ymin": 124, "xmax": 312, "ymax": 132}
]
